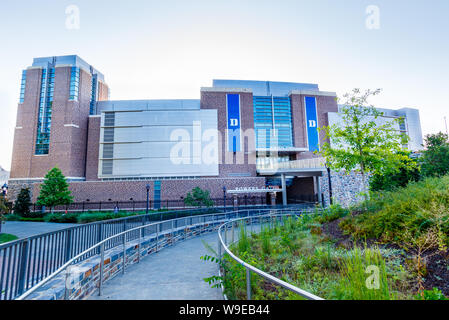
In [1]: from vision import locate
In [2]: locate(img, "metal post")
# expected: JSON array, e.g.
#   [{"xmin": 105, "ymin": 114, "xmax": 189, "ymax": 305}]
[
  {"xmin": 122, "ymin": 233, "xmax": 126, "ymax": 274},
  {"xmin": 65, "ymin": 229, "xmax": 73, "ymax": 261},
  {"xmin": 218, "ymin": 231, "xmax": 221, "ymax": 259},
  {"xmin": 231, "ymin": 222, "xmax": 235, "ymax": 243},
  {"xmin": 281, "ymin": 173, "xmax": 287, "ymax": 206},
  {"xmin": 327, "ymin": 166, "xmax": 333, "ymax": 206},
  {"xmin": 156, "ymin": 223, "xmax": 159, "ymax": 252},
  {"xmin": 64, "ymin": 266, "xmax": 70, "ymax": 300},
  {"xmin": 17, "ymin": 240, "xmax": 30, "ymax": 295},
  {"xmin": 224, "ymin": 224, "xmax": 228, "ymax": 245},
  {"xmin": 246, "ymin": 268, "xmax": 251, "ymax": 300},
  {"xmin": 137, "ymin": 228, "xmax": 141, "ymax": 263},
  {"xmin": 171, "ymin": 219, "xmax": 175, "ymax": 246},
  {"xmin": 99, "ymin": 243, "xmax": 104, "ymax": 296}
]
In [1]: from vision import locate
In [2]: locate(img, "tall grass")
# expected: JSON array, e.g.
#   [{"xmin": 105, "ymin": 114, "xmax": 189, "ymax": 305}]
[{"xmin": 333, "ymin": 246, "xmax": 394, "ymax": 300}]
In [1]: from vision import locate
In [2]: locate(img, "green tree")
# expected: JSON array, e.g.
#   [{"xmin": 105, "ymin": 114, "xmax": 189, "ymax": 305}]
[
  {"xmin": 13, "ymin": 188, "xmax": 32, "ymax": 217},
  {"xmin": 37, "ymin": 167, "xmax": 73, "ymax": 213},
  {"xmin": 369, "ymin": 151, "xmax": 420, "ymax": 191},
  {"xmin": 184, "ymin": 187, "xmax": 214, "ymax": 208},
  {"xmin": 420, "ymin": 132, "xmax": 449, "ymax": 178},
  {"xmin": 319, "ymin": 89, "xmax": 411, "ymax": 195},
  {"xmin": 0, "ymin": 195, "xmax": 10, "ymax": 234}
]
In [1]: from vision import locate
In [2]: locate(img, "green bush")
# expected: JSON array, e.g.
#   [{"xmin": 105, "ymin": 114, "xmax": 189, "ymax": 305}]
[
  {"xmin": 317, "ymin": 204, "xmax": 350, "ymax": 223},
  {"xmin": 44, "ymin": 212, "xmax": 79, "ymax": 223},
  {"xmin": 13, "ymin": 188, "xmax": 32, "ymax": 217},
  {"xmin": 184, "ymin": 187, "xmax": 214, "ymax": 207},
  {"xmin": 415, "ymin": 288, "xmax": 448, "ymax": 300},
  {"xmin": 340, "ymin": 175, "xmax": 449, "ymax": 243}
]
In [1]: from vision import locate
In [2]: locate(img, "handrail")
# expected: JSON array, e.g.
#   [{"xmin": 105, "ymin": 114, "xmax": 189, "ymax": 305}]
[
  {"xmin": 217, "ymin": 213, "xmax": 324, "ymax": 300},
  {"xmin": 16, "ymin": 208, "xmax": 299, "ymax": 300}
]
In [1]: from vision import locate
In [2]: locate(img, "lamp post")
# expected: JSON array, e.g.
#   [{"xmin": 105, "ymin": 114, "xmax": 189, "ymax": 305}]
[
  {"xmin": 146, "ymin": 184, "xmax": 150, "ymax": 214},
  {"xmin": 325, "ymin": 162, "xmax": 333, "ymax": 206},
  {"xmin": 223, "ymin": 186, "xmax": 227, "ymax": 212}
]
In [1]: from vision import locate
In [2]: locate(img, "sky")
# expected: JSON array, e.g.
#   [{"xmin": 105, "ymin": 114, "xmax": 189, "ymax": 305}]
[{"xmin": 0, "ymin": 0, "xmax": 448, "ymax": 171}]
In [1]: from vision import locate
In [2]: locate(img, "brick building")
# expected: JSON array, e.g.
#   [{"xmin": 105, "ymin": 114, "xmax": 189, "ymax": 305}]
[{"xmin": 7, "ymin": 56, "xmax": 423, "ymax": 206}]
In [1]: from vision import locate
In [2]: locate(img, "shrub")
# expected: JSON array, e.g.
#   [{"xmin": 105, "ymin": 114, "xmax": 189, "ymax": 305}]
[
  {"xmin": 184, "ymin": 187, "xmax": 213, "ymax": 208},
  {"xmin": 317, "ymin": 204, "xmax": 350, "ymax": 223},
  {"xmin": 13, "ymin": 188, "xmax": 32, "ymax": 217},
  {"xmin": 414, "ymin": 288, "xmax": 448, "ymax": 300},
  {"xmin": 420, "ymin": 132, "xmax": 449, "ymax": 178},
  {"xmin": 340, "ymin": 175, "xmax": 449, "ymax": 243},
  {"xmin": 44, "ymin": 212, "xmax": 78, "ymax": 223}
]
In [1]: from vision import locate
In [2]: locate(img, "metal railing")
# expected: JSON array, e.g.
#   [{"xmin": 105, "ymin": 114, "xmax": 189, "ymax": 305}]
[
  {"xmin": 257, "ymin": 157, "xmax": 326, "ymax": 171},
  {"xmin": 0, "ymin": 206, "xmax": 262, "ymax": 300},
  {"xmin": 21, "ymin": 196, "xmax": 268, "ymax": 214},
  {"xmin": 217, "ymin": 213, "xmax": 324, "ymax": 300},
  {"xmin": 15, "ymin": 208, "xmax": 302, "ymax": 300}
]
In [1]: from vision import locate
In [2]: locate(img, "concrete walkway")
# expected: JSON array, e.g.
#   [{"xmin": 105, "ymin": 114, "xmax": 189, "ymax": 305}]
[
  {"xmin": 90, "ymin": 232, "xmax": 223, "ymax": 300},
  {"xmin": 1, "ymin": 221, "xmax": 78, "ymax": 239}
]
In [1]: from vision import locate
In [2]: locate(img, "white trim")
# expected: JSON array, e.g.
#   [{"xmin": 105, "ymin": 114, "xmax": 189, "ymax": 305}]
[
  {"xmin": 15, "ymin": 127, "xmax": 23, "ymax": 130},
  {"xmin": 64, "ymin": 124, "xmax": 80, "ymax": 128},
  {"xmin": 8, "ymin": 177, "xmax": 85, "ymax": 181},
  {"xmin": 290, "ymin": 90, "xmax": 337, "ymax": 97},
  {"xmin": 201, "ymin": 87, "xmax": 252, "ymax": 93}
]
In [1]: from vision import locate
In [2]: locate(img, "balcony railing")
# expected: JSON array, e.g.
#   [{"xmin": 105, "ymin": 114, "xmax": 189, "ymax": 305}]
[{"xmin": 257, "ymin": 157, "xmax": 326, "ymax": 172}]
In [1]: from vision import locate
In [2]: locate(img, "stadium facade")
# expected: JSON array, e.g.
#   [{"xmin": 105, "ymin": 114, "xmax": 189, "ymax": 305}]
[{"xmin": 8, "ymin": 56, "xmax": 424, "ymax": 206}]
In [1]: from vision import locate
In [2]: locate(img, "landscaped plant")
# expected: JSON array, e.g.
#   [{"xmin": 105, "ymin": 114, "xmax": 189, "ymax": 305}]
[
  {"xmin": 184, "ymin": 187, "xmax": 214, "ymax": 208},
  {"xmin": 0, "ymin": 194, "xmax": 10, "ymax": 234},
  {"xmin": 420, "ymin": 132, "xmax": 449, "ymax": 178},
  {"xmin": 37, "ymin": 167, "xmax": 73, "ymax": 213},
  {"xmin": 318, "ymin": 89, "xmax": 412, "ymax": 198},
  {"xmin": 13, "ymin": 188, "xmax": 32, "ymax": 217}
]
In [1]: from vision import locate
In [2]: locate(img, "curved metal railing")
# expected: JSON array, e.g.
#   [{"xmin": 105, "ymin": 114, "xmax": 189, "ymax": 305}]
[
  {"xmin": 217, "ymin": 213, "xmax": 324, "ymax": 300},
  {"xmin": 16, "ymin": 208, "xmax": 306, "ymax": 300}
]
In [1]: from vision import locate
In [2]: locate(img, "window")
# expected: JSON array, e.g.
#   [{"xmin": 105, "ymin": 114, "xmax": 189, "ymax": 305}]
[
  {"xmin": 90, "ymin": 74, "xmax": 98, "ymax": 115},
  {"xmin": 154, "ymin": 181, "xmax": 161, "ymax": 209},
  {"xmin": 35, "ymin": 68, "xmax": 54, "ymax": 155},
  {"xmin": 19, "ymin": 70, "xmax": 26, "ymax": 103},
  {"xmin": 69, "ymin": 67, "xmax": 80, "ymax": 101},
  {"xmin": 253, "ymin": 96, "xmax": 293, "ymax": 149}
]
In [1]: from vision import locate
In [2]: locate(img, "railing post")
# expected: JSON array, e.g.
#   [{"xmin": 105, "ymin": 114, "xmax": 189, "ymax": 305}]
[
  {"xmin": 66, "ymin": 229, "xmax": 73, "ymax": 261},
  {"xmin": 122, "ymin": 232, "xmax": 126, "ymax": 274},
  {"xmin": 17, "ymin": 240, "xmax": 30, "ymax": 295},
  {"xmin": 142, "ymin": 216, "xmax": 146, "ymax": 238},
  {"xmin": 138, "ymin": 228, "xmax": 141, "ymax": 264},
  {"xmin": 64, "ymin": 266, "xmax": 70, "ymax": 300},
  {"xmin": 217, "ymin": 231, "xmax": 222, "ymax": 259},
  {"xmin": 231, "ymin": 222, "xmax": 235, "ymax": 243},
  {"xmin": 96, "ymin": 224, "xmax": 102, "ymax": 254},
  {"xmin": 246, "ymin": 268, "xmax": 252, "ymax": 300},
  {"xmin": 99, "ymin": 243, "xmax": 105, "ymax": 296},
  {"xmin": 171, "ymin": 219, "xmax": 175, "ymax": 246}
]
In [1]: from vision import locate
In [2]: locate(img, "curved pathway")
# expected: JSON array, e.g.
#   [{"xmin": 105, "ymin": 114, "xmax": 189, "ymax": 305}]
[{"xmin": 89, "ymin": 232, "xmax": 223, "ymax": 300}]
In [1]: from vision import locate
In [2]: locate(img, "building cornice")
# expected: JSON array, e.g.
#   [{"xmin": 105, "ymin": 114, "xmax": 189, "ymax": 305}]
[
  {"xmin": 201, "ymin": 87, "xmax": 253, "ymax": 93},
  {"xmin": 290, "ymin": 90, "xmax": 337, "ymax": 97}
]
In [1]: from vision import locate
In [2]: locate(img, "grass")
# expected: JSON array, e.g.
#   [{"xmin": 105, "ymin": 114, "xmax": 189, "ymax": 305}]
[
  {"xmin": 209, "ymin": 210, "xmax": 432, "ymax": 300},
  {"xmin": 0, "ymin": 233, "xmax": 18, "ymax": 244}
]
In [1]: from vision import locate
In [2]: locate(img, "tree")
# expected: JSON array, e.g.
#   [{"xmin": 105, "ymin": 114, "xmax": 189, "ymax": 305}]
[
  {"xmin": 13, "ymin": 188, "xmax": 32, "ymax": 217},
  {"xmin": 0, "ymin": 195, "xmax": 10, "ymax": 234},
  {"xmin": 184, "ymin": 187, "xmax": 214, "ymax": 208},
  {"xmin": 319, "ymin": 89, "xmax": 412, "ymax": 196},
  {"xmin": 369, "ymin": 151, "xmax": 420, "ymax": 191},
  {"xmin": 37, "ymin": 167, "xmax": 73, "ymax": 212},
  {"xmin": 420, "ymin": 132, "xmax": 449, "ymax": 178}
]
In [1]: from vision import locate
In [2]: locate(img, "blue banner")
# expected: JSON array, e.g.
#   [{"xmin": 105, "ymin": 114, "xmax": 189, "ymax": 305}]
[
  {"xmin": 305, "ymin": 96, "xmax": 319, "ymax": 152},
  {"xmin": 227, "ymin": 94, "xmax": 241, "ymax": 152}
]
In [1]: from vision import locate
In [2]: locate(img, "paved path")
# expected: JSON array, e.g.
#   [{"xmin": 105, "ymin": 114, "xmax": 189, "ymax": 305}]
[
  {"xmin": 1, "ymin": 221, "xmax": 78, "ymax": 239},
  {"xmin": 90, "ymin": 232, "xmax": 223, "ymax": 300}
]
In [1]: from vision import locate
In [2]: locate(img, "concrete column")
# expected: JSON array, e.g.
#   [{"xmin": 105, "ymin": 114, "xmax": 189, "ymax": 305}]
[{"xmin": 281, "ymin": 173, "xmax": 287, "ymax": 206}]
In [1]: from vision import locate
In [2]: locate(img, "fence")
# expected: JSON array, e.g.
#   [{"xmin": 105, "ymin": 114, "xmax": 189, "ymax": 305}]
[
  {"xmin": 15, "ymin": 207, "xmax": 313, "ymax": 300},
  {"xmin": 0, "ymin": 205, "xmax": 316, "ymax": 300},
  {"xmin": 22, "ymin": 196, "xmax": 271, "ymax": 214}
]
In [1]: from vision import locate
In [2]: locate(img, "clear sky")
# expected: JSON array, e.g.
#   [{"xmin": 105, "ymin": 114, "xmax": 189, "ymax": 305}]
[{"xmin": 0, "ymin": 0, "xmax": 448, "ymax": 170}]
